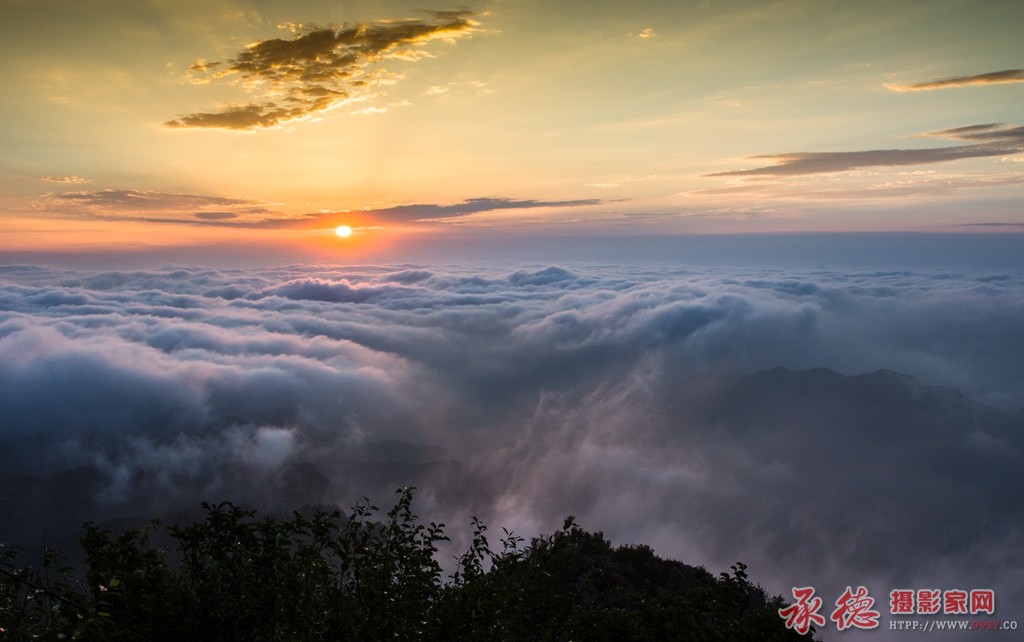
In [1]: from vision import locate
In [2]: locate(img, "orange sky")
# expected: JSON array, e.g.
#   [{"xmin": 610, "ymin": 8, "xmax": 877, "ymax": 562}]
[{"xmin": 1, "ymin": 0, "xmax": 1022, "ymax": 261}]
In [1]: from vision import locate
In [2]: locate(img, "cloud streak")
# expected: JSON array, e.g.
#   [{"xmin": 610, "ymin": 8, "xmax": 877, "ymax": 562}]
[
  {"xmin": 39, "ymin": 175, "xmax": 91, "ymax": 184},
  {"xmin": 34, "ymin": 189, "xmax": 277, "ymax": 224},
  {"xmin": 886, "ymin": 69, "xmax": 1024, "ymax": 92},
  {"xmin": 41, "ymin": 189, "xmax": 267, "ymax": 212},
  {"xmin": 34, "ymin": 191, "xmax": 601, "ymax": 228},
  {"xmin": 708, "ymin": 123, "xmax": 1024, "ymax": 176},
  {"xmin": 346, "ymin": 197, "xmax": 603, "ymax": 224},
  {"xmin": 166, "ymin": 10, "xmax": 480, "ymax": 130}
]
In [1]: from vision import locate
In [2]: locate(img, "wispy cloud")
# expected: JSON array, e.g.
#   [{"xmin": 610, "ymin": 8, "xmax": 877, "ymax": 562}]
[
  {"xmin": 194, "ymin": 211, "xmax": 241, "ymax": 221},
  {"xmin": 42, "ymin": 189, "xmax": 264, "ymax": 212},
  {"xmin": 35, "ymin": 189, "xmax": 278, "ymax": 224},
  {"xmin": 924, "ymin": 123, "xmax": 1024, "ymax": 142},
  {"xmin": 959, "ymin": 222, "xmax": 1024, "ymax": 228},
  {"xmin": 39, "ymin": 175, "xmax": 91, "ymax": 184},
  {"xmin": 707, "ymin": 123, "xmax": 1024, "ymax": 177},
  {"xmin": 694, "ymin": 171, "xmax": 1024, "ymax": 201},
  {"xmin": 167, "ymin": 10, "xmax": 480, "ymax": 130},
  {"xmin": 886, "ymin": 69, "xmax": 1024, "ymax": 92},
  {"xmin": 34, "ymin": 190, "xmax": 601, "ymax": 228},
  {"xmin": 350, "ymin": 197, "xmax": 602, "ymax": 223},
  {"xmin": 349, "ymin": 106, "xmax": 389, "ymax": 116}
]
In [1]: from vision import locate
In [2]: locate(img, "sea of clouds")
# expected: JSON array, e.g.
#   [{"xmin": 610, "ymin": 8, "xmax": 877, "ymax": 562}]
[{"xmin": 2, "ymin": 262, "xmax": 1022, "ymax": 638}]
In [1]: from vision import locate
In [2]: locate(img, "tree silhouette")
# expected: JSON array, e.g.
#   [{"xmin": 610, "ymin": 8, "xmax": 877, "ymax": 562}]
[{"xmin": 1, "ymin": 488, "xmax": 811, "ymax": 641}]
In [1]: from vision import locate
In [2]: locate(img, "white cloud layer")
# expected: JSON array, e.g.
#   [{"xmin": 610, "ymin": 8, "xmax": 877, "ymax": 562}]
[{"xmin": 2, "ymin": 263, "xmax": 1023, "ymax": 620}]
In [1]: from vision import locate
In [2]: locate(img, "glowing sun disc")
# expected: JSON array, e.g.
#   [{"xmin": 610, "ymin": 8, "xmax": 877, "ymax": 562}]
[{"xmin": 334, "ymin": 225, "xmax": 353, "ymax": 238}]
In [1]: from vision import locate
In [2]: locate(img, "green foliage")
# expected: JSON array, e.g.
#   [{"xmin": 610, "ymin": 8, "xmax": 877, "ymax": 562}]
[
  {"xmin": 435, "ymin": 517, "xmax": 807, "ymax": 641},
  {"xmin": 0, "ymin": 543, "xmax": 104, "ymax": 641},
  {"xmin": 327, "ymin": 488, "xmax": 448, "ymax": 640},
  {"xmin": 0, "ymin": 489, "xmax": 808, "ymax": 641},
  {"xmin": 78, "ymin": 520, "xmax": 189, "ymax": 641}
]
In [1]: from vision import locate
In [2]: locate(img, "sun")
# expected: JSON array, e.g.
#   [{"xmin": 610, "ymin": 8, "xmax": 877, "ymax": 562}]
[{"xmin": 334, "ymin": 225, "xmax": 353, "ymax": 238}]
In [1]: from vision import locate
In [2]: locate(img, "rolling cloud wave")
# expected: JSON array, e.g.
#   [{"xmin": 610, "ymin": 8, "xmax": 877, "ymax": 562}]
[{"xmin": 2, "ymin": 263, "xmax": 1022, "ymax": 612}]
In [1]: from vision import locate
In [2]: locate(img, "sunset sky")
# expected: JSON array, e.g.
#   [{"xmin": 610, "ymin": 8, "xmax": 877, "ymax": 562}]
[
  {"xmin": 1, "ymin": 0, "xmax": 1022, "ymax": 262},
  {"xmin": 4, "ymin": 2, "xmax": 1024, "ymax": 625}
]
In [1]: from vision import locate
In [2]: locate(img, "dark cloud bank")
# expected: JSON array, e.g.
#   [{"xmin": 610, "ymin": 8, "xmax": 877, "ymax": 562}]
[{"xmin": 2, "ymin": 263, "xmax": 1023, "ymax": 639}]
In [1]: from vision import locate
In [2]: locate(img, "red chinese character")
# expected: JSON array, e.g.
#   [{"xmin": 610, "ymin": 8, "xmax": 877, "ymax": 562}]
[
  {"xmin": 944, "ymin": 589, "xmax": 968, "ymax": 614},
  {"xmin": 890, "ymin": 589, "xmax": 914, "ymax": 614},
  {"xmin": 779, "ymin": 586, "xmax": 826, "ymax": 635},
  {"xmin": 917, "ymin": 589, "xmax": 941, "ymax": 615},
  {"xmin": 830, "ymin": 585, "xmax": 880, "ymax": 630},
  {"xmin": 970, "ymin": 589, "xmax": 995, "ymax": 615}
]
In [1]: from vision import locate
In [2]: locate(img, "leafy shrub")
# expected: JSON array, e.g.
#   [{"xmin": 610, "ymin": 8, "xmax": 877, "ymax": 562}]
[{"xmin": 0, "ymin": 489, "xmax": 809, "ymax": 641}]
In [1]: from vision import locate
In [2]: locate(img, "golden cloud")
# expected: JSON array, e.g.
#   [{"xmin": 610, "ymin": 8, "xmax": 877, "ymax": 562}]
[
  {"xmin": 167, "ymin": 10, "xmax": 480, "ymax": 130},
  {"xmin": 885, "ymin": 69, "xmax": 1024, "ymax": 92}
]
